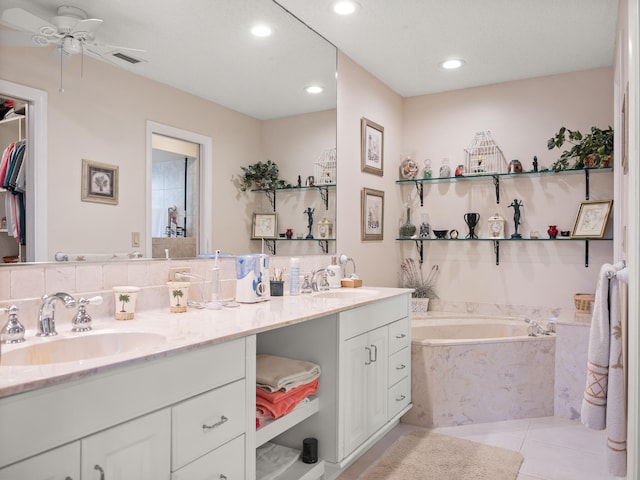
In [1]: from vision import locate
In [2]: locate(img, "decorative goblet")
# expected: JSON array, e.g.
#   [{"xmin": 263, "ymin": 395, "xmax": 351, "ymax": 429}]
[{"xmin": 464, "ymin": 213, "xmax": 480, "ymax": 239}]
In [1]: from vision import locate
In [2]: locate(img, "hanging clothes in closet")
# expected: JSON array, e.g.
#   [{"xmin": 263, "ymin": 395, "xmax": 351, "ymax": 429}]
[{"xmin": 0, "ymin": 139, "xmax": 26, "ymax": 245}]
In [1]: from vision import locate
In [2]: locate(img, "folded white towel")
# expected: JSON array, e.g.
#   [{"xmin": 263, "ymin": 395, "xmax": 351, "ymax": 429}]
[
  {"xmin": 256, "ymin": 442, "xmax": 300, "ymax": 480},
  {"xmin": 256, "ymin": 354, "xmax": 321, "ymax": 392}
]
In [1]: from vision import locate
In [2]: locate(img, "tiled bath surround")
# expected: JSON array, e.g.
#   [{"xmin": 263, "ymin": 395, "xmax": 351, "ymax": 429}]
[{"xmin": 1, "ymin": 257, "xmax": 591, "ymax": 425}]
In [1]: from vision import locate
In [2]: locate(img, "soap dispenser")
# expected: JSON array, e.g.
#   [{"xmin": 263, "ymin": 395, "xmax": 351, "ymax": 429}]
[{"xmin": 326, "ymin": 256, "xmax": 342, "ymax": 289}]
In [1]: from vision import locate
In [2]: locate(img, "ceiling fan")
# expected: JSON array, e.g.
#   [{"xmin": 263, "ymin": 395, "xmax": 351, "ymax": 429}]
[{"xmin": 0, "ymin": 5, "xmax": 144, "ymax": 62}]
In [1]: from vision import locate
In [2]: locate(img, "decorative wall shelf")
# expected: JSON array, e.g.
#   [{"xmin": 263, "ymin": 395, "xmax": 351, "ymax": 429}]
[
  {"xmin": 397, "ymin": 237, "xmax": 613, "ymax": 266},
  {"xmin": 396, "ymin": 167, "xmax": 613, "ymax": 205},
  {"xmin": 253, "ymin": 184, "xmax": 336, "ymax": 211},
  {"xmin": 252, "ymin": 237, "xmax": 334, "ymax": 255}
]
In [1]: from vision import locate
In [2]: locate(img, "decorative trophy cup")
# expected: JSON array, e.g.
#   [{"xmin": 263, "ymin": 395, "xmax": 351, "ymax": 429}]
[{"xmin": 464, "ymin": 212, "xmax": 480, "ymax": 239}]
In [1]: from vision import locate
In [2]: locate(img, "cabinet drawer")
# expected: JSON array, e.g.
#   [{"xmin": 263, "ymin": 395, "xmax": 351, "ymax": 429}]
[
  {"xmin": 388, "ymin": 317, "xmax": 410, "ymax": 354},
  {"xmin": 172, "ymin": 379, "xmax": 246, "ymax": 471},
  {"xmin": 340, "ymin": 295, "xmax": 409, "ymax": 340},
  {"xmin": 171, "ymin": 435, "xmax": 245, "ymax": 480},
  {"xmin": 388, "ymin": 376, "xmax": 410, "ymax": 419},
  {"xmin": 388, "ymin": 347, "xmax": 410, "ymax": 387}
]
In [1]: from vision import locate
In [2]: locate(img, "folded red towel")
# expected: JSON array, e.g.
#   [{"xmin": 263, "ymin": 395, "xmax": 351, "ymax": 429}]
[{"xmin": 256, "ymin": 378, "xmax": 319, "ymax": 419}]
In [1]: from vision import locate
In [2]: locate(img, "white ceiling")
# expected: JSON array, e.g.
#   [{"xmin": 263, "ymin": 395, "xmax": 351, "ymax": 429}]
[{"xmin": 0, "ymin": 0, "xmax": 619, "ymax": 119}]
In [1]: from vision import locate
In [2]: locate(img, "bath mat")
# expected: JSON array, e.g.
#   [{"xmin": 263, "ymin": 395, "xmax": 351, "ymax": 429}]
[{"xmin": 360, "ymin": 430, "xmax": 523, "ymax": 480}]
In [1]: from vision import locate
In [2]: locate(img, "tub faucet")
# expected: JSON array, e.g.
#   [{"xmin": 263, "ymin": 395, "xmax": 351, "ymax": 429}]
[
  {"xmin": 524, "ymin": 318, "xmax": 552, "ymax": 336},
  {"xmin": 37, "ymin": 292, "xmax": 77, "ymax": 337}
]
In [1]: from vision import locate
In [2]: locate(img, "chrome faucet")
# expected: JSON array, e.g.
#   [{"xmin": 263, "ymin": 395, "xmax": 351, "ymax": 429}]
[
  {"xmin": 310, "ymin": 269, "xmax": 330, "ymax": 292},
  {"xmin": 524, "ymin": 318, "xmax": 553, "ymax": 336},
  {"xmin": 37, "ymin": 292, "xmax": 77, "ymax": 337}
]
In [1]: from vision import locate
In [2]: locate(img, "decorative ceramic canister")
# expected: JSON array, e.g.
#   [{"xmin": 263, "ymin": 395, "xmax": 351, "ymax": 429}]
[
  {"xmin": 439, "ymin": 158, "xmax": 451, "ymax": 177},
  {"xmin": 113, "ymin": 286, "xmax": 141, "ymax": 320},
  {"xmin": 167, "ymin": 281, "xmax": 190, "ymax": 313}
]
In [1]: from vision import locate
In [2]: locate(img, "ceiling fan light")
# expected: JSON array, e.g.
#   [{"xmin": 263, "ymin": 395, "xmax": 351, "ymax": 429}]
[
  {"xmin": 62, "ymin": 36, "xmax": 82, "ymax": 55},
  {"xmin": 440, "ymin": 59, "xmax": 464, "ymax": 70}
]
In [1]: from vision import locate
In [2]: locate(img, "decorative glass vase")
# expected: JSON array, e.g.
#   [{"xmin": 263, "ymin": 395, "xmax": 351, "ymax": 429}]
[{"xmin": 399, "ymin": 207, "xmax": 417, "ymax": 237}]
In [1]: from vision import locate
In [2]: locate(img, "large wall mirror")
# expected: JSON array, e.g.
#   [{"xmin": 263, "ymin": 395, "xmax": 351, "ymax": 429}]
[{"xmin": 0, "ymin": 0, "xmax": 337, "ymax": 263}]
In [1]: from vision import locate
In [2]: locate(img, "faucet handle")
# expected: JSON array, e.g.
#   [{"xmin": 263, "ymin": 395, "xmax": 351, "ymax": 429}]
[
  {"xmin": 1, "ymin": 304, "xmax": 26, "ymax": 344},
  {"xmin": 72, "ymin": 296, "xmax": 103, "ymax": 333}
]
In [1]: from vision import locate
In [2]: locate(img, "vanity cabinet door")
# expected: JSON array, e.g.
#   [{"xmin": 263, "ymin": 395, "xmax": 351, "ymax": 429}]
[
  {"xmin": 81, "ymin": 409, "xmax": 171, "ymax": 480},
  {"xmin": 341, "ymin": 325, "xmax": 388, "ymax": 457},
  {"xmin": 0, "ymin": 442, "xmax": 80, "ymax": 480}
]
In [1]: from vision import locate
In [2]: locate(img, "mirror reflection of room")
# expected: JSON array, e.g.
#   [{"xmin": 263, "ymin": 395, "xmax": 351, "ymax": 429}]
[{"xmin": 151, "ymin": 134, "xmax": 200, "ymax": 259}]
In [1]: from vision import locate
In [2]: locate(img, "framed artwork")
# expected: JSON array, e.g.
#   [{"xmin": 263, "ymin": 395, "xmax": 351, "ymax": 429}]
[
  {"xmin": 361, "ymin": 188, "xmax": 384, "ymax": 240},
  {"xmin": 252, "ymin": 213, "xmax": 278, "ymax": 238},
  {"xmin": 81, "ymin": 159, "xmax": 118, "ymax": 205},
  {"xmin": 571, "ymin": 200, "xmax": 613, "ymax": 238},
  {"xmin": 361, "ymin": 117, "xmax": 384, "ymax": 176}
]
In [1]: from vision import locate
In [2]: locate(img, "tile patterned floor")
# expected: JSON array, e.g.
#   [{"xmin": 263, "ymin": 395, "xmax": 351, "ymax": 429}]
[{"xmin": 337, "ymin": 416, "xmax": 618, "ymax": 480}]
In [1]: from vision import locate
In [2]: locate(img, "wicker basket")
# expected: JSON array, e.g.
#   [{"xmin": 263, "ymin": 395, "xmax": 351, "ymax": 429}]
[{"xmin": 574, "ymin": 293, "xmax": 595, "ymax": 313}]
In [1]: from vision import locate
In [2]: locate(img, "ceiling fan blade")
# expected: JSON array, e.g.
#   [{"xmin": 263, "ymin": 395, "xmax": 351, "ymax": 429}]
[
  {"xmin": 0, "ymin": 7, "xmax": 56, "ymax": 35},
  {"xmin": 89, "ymin": 42, "xmax": 146, "ymax": 53},
  {"xmin": 70, "ymin": 18, "xmax": 103, "ymax": 37}
]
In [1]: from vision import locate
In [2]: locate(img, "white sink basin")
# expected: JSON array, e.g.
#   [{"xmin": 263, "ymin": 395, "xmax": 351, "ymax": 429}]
[
  {"xmin": 312, "ymin": 289, "xmax": 379, "ymax": 300},
  {"xmin": 1, "ymin": 332, "xmax": 167, "ymax": 366}
]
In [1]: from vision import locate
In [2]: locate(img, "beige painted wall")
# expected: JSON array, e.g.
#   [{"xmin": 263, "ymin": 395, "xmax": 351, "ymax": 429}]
[
  {"xmin": 336, "ymin": 51, "xmax": 405, "ymax": 287},
  {"xmin": 336, "ymin": 59, "xmax": 614, "ymax": 308}
]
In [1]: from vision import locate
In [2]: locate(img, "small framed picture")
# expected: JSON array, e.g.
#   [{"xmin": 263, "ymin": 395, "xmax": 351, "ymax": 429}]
[
  {"xmin": 81, "ymin": 159, "xmax": 119, "ymax": 205},
  {"xmin": 252, "ymin": 213, "xmax": 278, "ymax": 238},
  {"xmin": 361, "ymin": 188, "xmax": 384, "ymax": 240},
  {"xmin": 571, "ymin": 200, "xmax": 613, "ymax": 238},
  {"xmin": 361, "ymin": 117, "xmax": 384, "ymax": 176}
]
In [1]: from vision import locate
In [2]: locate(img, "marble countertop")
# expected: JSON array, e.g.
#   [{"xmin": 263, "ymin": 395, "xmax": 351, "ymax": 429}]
[{"xmin": 0, "ymin": 287, "xmax": 410, "ymax": 398}]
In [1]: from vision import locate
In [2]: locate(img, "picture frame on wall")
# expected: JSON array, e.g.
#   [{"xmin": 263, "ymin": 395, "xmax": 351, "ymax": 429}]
[
  {"xmin": 361, "ymin": 188, "xmax": 384, "ymax": 240},
  {"xmin": 252, "ymin": 213, "xmax": 278, "ymax": 238},
  {"xmin": 81, "ymin": 159, "xmax": 119, "ymax": 205},
  {"xmin": 361, "ymin": 117, "xmax": 384, "ymax": 176},
  {"xmin": 571, "ymin": 200, "xmax": 613, "ymax": 238}
]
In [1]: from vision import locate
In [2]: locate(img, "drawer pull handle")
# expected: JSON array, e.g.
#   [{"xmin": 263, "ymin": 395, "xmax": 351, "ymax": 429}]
[
  {"xmin": 396, "ymin": 333, "xmax": 406, "ymax": 339},
  {"xmin": 396, "ymin": 394, "xmax": 406, "ymax": 402},
  {"xmin": 396, "ymin": 364, "xmax": 406, "ymax": 370},
  {"xmin": 94, "ymin": 464, "xmax": 105, "ymax": 480},
  {"xmin": 370, "ymin": 344, "xmax": 378, "ymax": 362},
  {"xmin": 364, "ymin": 346, "xmax": 372, "ymax": 365},
  {"xmin": 203, "ymin": 415, "xmax": 228, "ymax": 431},
  {"xmin": 220, "ymin": 475, "xmax": 228, "ymax": 480}
]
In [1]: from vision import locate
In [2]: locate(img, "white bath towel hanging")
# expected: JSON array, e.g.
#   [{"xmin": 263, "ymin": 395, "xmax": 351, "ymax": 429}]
[{"xmin": 581, "ymin": 263, "xmax": 627, "ymax": 477}]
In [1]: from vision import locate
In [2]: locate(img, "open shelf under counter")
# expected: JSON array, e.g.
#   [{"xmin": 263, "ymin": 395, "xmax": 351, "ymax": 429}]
[
  {"xmin": 256, "ymin": 396, "xmax": 319, "ymax": 447},
  {"xmin": 274, "ymin": 458, "xmax": 325, "ymax": 480}
]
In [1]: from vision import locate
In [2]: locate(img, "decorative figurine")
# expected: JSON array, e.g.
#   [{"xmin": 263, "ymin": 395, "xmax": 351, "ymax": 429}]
[
  {"xmin": 455, "ymin": 164, "xmax": 465, "ymax": 176},
  {"xmin": 508, "ymin": 199, "xmax": 524, "ymax": 238},
  {"xmin": 297, "ymin": 175, "xmax": 302, "ymax": 188},
  {"xmin": 422, "ymin": 159, "xmax": 432, "ymax": 179},
  {"xmin": 304, "ymin": 207, "xmax": 315, "ymax": 239},
  {"xmin": 533, "ymin": 156, "xmax": 539, "ymax": 172},
  {"xmin": 464, "ymin": 212, "xmax": 480, "ymax": 239},
  {"xmin": 439, "ymin": 158, "xmax": 451, "ymax": 178}
]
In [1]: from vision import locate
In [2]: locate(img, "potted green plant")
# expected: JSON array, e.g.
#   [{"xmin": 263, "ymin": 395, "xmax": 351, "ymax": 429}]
[
  {"xmin": 401, "ymin": 258, "xmax": 439, "ymax": 313},
  {"xmin": 547, "ymin": 126, "xmax": 613, "ymax": 172},
  {"xmin": 237, "ymin": 160, "xmax": 291, "ymax": 191}
]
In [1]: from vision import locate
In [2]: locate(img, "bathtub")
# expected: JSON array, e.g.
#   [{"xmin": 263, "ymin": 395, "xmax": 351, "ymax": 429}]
[{"xmin": 401, "ymin": 314, "xmax": 556, "ymax": 428}]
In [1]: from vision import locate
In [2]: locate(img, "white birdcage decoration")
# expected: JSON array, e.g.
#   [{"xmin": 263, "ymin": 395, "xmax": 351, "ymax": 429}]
[
  {"xmin": 464, "ymin": 131, "xmax": 507, "ymax": 175},
  {"xmin": 314, "ymin": 147, "xmax": 337, "ymax": 184}
]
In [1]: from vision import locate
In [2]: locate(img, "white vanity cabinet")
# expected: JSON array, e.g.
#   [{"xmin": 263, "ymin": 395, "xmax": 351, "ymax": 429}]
[
  {"xmin": 340, "ymin": 324, "xmax": 388, "ymax": 456},
  {"xmin": 81, "ymin": 409, "xmax": 171, "ymax": 479},
  {"xmin": 0, "ymin": 442, "xmax": 80, "ymax": 480},
  {"xmin": 0, "ymin": 337, "xmax": 252, "ymax": 479}
]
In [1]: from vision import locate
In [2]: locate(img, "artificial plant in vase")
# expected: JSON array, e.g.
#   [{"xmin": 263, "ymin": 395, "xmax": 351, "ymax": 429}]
[
  {"xmin": 401, "ymin": 258, "xmax": 439, "ymax": 312},
  {"xmin": 547, "ymin": 126, "xmax": 613, "ymax": 172},
  {"xmin": 237, "ymin": 159, "xmax": 291, "ymax": 191}
]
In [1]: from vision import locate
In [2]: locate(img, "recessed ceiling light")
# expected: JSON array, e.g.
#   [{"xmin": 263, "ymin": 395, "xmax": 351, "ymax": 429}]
[
  {"xmin": 333, "ymin": 1, "xmax": 358, "ymax": 15},
  {"xmin": 305, "ymin": 85, "xmax": 324, "ymax": 94},
  {"xmin": 440, "ymin": 59, "xmax": 465, "ymax": 70},
  {"xmin": 251, "ymin": 24, "xmax": 272, "ymax": 37}
]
